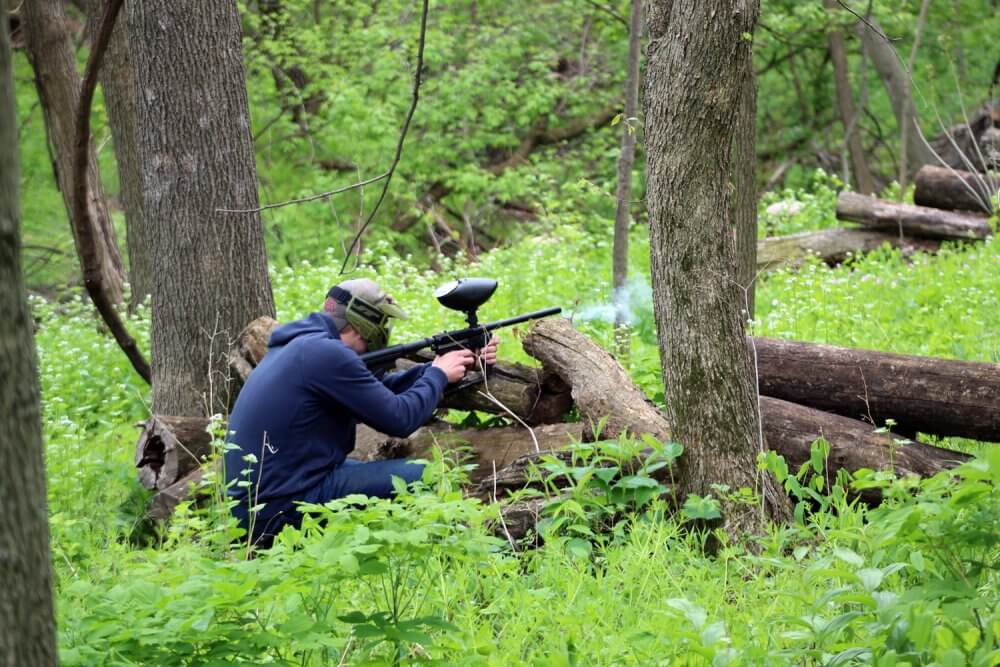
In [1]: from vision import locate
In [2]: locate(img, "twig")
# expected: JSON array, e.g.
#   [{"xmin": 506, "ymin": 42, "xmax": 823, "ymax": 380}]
[
  {"xmin": 338, "ymin": 0, "xmax": 430, "ymax": 274},
  {"xmin": 216, "ymin": 0, "xmax": 429, "ymax": 229},
  {"xmin": 492, "ymin": 460, "xmax": 517, "ymax": 551},
  {"xmin": 475, "ymin": 387, "xmax": 540, "ymax": 455},
  {"xmin": 581, "ymin": 0, "xmax": 627, "ymax": 27},
  {"xmin": 217, "ymin": 172, "xmax": 390, "ymax": 213},
  {"xmin": 835, "ymin": 0, "xmax": 894, "ymax": 42}
]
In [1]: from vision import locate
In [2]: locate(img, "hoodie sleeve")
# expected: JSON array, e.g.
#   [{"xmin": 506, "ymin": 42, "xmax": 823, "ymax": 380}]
[
  {"xmin": 380, "ymin": 363, "xmax": 431, "ymax": 394},
  {"xmin": 305, "ymin": 342, "xmax": 448, "ymax": 437}
]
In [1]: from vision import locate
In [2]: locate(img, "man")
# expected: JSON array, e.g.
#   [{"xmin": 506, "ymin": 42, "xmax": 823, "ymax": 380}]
[{"xmin": 225, "ymin": 278, "xmax": 498, "ymax": 547}]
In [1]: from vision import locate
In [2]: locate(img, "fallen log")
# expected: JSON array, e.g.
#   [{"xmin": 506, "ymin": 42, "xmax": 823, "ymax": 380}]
[
  {"xmin": 354, "ymin": 421, "xmax": 583, "ymax": 484},
  {"xmin": 753, "ymin": 337, "xmax": 1000, "ymax": 443},
  {"xmin": 229, "ymin": 316, "xmax": 572, "ymax": 424},
  {"xmin": 758, "ymin": 396, "xmax": 969, "ymax": 484},
  {"xmin": 757, "ymin": 228, "xmax": 940, "ymax": 272},
  {"xmin": 520, "ymin": 319, "xmax": 970, "ymax": 479},
  {"xmin": 913, "ymin": 165, "xmax": 999, "ymax": 214},
  {"xmin": 135, "ymin": 415, "xmax": 213, "ymax": 490},
  {"xmin": 522, "ymin": 319, "xmax": 669, "ymax": 442},
  {"xmin": 228, "ymin": 316, "xmax": 278, "ymax": 382},
  {"xmin": 472, "ymin": 400, "xmax": 969, "ymax": 502},
  {"xmin": 149, "ymin": 468, "xmax": 204, "ymax": 522},
  {"xmin": 927, "ymin": 103, "xmax": 1000, "ymax": 174},
  {"xmin": 477, "ymin": 394, "xmax": 969, "ymax": 516},
  {"xmin": 836, "ymin": 191, "xmax": 992, "ymax": 240},
  {"xmin": 396, "ymin": 357, "xmax": 573, "ymax": 425}
]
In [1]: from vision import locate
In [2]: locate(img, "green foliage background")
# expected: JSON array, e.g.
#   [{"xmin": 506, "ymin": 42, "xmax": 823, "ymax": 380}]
[{"xmin": 12, "ymin": 0, "xmax": 1000, "ymax": 664}]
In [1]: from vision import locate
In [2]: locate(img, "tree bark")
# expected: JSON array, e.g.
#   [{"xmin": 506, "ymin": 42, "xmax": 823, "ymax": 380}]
[
  {"xmin": 644, "ymin": 0, "xmax": 791, "ymax": 536},
  {"xmin": 753, "ymin": 337, "xmax": 1000, "ymax": 443},
  {"xmin": 732, "ymin": 44, "xmax": 758, "ymax": 319},
  {"xmin": 85, "ymin": 0, "xmax": 151, "ymax": 310},
  {"xmin": 149, "ymin": 468, "xmax": 205, "ymax": 522},
  {"xmin": 135, "ymin": 415, "xmax": 214, "ymax": 490},
  {"xmin": 757, "ymin": 227, "xmax": 940, "ymax": 272},
  {"xmin": 611, "ymin": 0, "xmax": 642, "ymax": 357},
  {"xmin": 824, "ymin": 0, "xmax": 876, "ymax": 194},
  {"xmin": 354, "ymin": 421, "xmax": 585, "ymax": 484},
  {"xmin": 0, "ymin": 5, "xmax": 58, "ymax": 660},
  {"xmin": 836, "ymin": 192, "xmax": 992, "ymax": 240},
  {"xmin": 913, "ymin": 165, "xmax": 999, "ymax": 215},
  {"xmin": 130, "ymin": 0, "xmax": 276, "ymax": 417},
  {"xmin": 855, "ymin": 14, "xmax": 936, "ymax": 174},
  {"xmin": 22, "ymin": 0, "xmax": 126, "ymax": 302}
]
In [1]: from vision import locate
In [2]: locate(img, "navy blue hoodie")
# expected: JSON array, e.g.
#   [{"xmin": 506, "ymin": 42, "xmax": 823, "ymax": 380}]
[{"xmin": 224, "ymin": 312, "xmax": 448, "ymax": 511}]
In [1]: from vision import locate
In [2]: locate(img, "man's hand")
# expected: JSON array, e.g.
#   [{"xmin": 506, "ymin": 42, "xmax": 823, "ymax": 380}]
[
  {"xmin": 478, "ymin": 335, "xmax": 499, "ymax": 367},
  {"xmin": 432, "ymin": 349, "xmax": 476, "ymax": 383}
]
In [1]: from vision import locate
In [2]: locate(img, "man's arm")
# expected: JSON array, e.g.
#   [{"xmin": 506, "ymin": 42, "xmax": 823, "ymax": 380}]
[
  {"xmin": 308, "ymin": 346, "xmax": 449, "ymax": 437},
  {"xmin": 380, "ymin": 363, "xmax": 430, "ymax": 393}
]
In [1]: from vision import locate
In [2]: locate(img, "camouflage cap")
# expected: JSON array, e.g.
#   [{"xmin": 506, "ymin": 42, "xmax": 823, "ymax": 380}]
[{"xmin": 326, "ymin": 278, "xmax": 407, "ymax": 350}]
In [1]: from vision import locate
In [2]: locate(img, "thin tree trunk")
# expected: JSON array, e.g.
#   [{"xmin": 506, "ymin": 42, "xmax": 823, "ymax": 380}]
[
  {"xmin": 644, "ymin": 0, "xmax": 792, "ymax": 538},
  {"xmin": 825, "ymin": 0, "xmax": 876, "ymax": 194},
  {"xmin": 86, "ymin": 0, "xmax": 151, "ymax": 310},
  {"xmin": 732, "ymin": 42, "xmax": 758, "ymax": 319},
  {"xmin": 855, "ymin": 12, "xmax": 936, "ymax": 176},
  {"xmin": 898, "ymin": 0, "xmax": 931, "ymax": 195},
  {"xmin": 130, "ymin": 0, "xmax": 276, "ymax": 416},
  {"xmin": 611, "ymin": 0, "xmax": 642, "ymax": 362},
  {"xmin": 22, "ymin": 0, "xmax": 126, "ymax": 302},
  {"xmin": 611, "ymin": 0, "xmax": 642, "ymax": 359},
  {"xmin": 0, "ymin": 4, "xmax": 58, "ymax": 660}
]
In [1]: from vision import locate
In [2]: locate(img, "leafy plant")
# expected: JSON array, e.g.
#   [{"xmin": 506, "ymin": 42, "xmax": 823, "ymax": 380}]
[{"xmin": 533, "ymin": 433, "xmax": 683, "ymax": 553}]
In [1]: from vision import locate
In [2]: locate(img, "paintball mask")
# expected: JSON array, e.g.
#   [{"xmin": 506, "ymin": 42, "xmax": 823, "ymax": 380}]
[{"xmin": 327, "ymin": 279, "xmax": 407, "ymax": 351}]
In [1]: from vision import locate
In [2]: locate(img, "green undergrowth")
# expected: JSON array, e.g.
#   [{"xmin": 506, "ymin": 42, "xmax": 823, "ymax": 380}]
[
  {"xmin": 34, "ymin": 208, "xmax": 1000, "ymax": 664},
  {"xmin": 56, "ymin": 435, "xmax": 1000, "ymax": 666}
]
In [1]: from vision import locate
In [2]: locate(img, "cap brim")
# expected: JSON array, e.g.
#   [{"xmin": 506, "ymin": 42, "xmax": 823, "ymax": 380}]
[{"xmin": 380, "ymin": 302, "xmax": 408, "ymax": 320}]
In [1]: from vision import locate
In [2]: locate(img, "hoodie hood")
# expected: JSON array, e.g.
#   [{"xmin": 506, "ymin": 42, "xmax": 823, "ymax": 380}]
[{"xmin": 268, "ymin": 312, "xmax": 339, "ymax": 348}]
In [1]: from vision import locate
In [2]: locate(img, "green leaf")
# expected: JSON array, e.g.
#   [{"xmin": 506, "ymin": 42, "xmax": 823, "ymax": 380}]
[
  {"xmin": 338, "ymin": 611, "xmax": 370, "ymax": 624},
  {"xmin": 566, "ymin": 538, "xmax": 592, "ymax": 559},
  {"xmin": 856, "ymin": 567, "xmax": 884, "ymax": 591},
  {"xmin": 681, "ymin": 494, "xmax": 722, "ymax": 521},
  {"xmin": 833, "ymin": 547, "xmax": 864, "ymax": 568}
]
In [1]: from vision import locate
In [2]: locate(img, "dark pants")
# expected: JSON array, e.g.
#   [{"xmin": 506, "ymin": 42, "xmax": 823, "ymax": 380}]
[{"xmin": 240, "ymin": 458, "xmax": 425, "ymax": 548}]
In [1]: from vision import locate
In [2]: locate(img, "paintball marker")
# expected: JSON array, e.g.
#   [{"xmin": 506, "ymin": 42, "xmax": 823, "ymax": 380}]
[{"xmin": 360, "ymin": 278, "xmax": 561, "ymax": 388}]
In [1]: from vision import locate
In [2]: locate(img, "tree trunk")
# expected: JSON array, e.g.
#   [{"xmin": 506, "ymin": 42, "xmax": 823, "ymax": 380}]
[
  {"xmin": 913, "ymin": 165, "xmax": 999, "ymax": 215},
  {"xmin": 0, "ymin": 6, "xmax": 57, "ymax": 659},
  {"xmin": 644, "ymin": 0, "xmax": 791, "ymax": 536},
  {"xmin": 129, "ymin": 0, "xmax": 276, "ymax": 417},
  {"xmin": 897, "ymin": 0, "xmax": 931, "ymax": 195},
  {"xmin": 611, "ymin": 0, "xmax": 642, "ymax": 357},
  {"xmin": 855, "ymin": 14, "xmax": 936, "ymax": 174},
  {"xmin": 824, "ymin": 0, "xmax": 876, "ymax": 194},
  {"xmin": 753, "ymin": 337, "xmax": 1000, "ymax": 443},
  {"xmin": 757, "ymin": 228, "xmax": 941, "ymax": 272},
  {"xmin": 22, "ymin": 0, "xmax": 126, "ymax": 302},
  {"xmin": 836, "ymin": 192, "xmax": 992, "ymax": 240},
  {"xmin": 85, "ymin": 0, "xmax": 151, "ymax": 310},
  {"xmin": 732, "ymin": 45, "xmax": 758, "ymax": 319}
]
